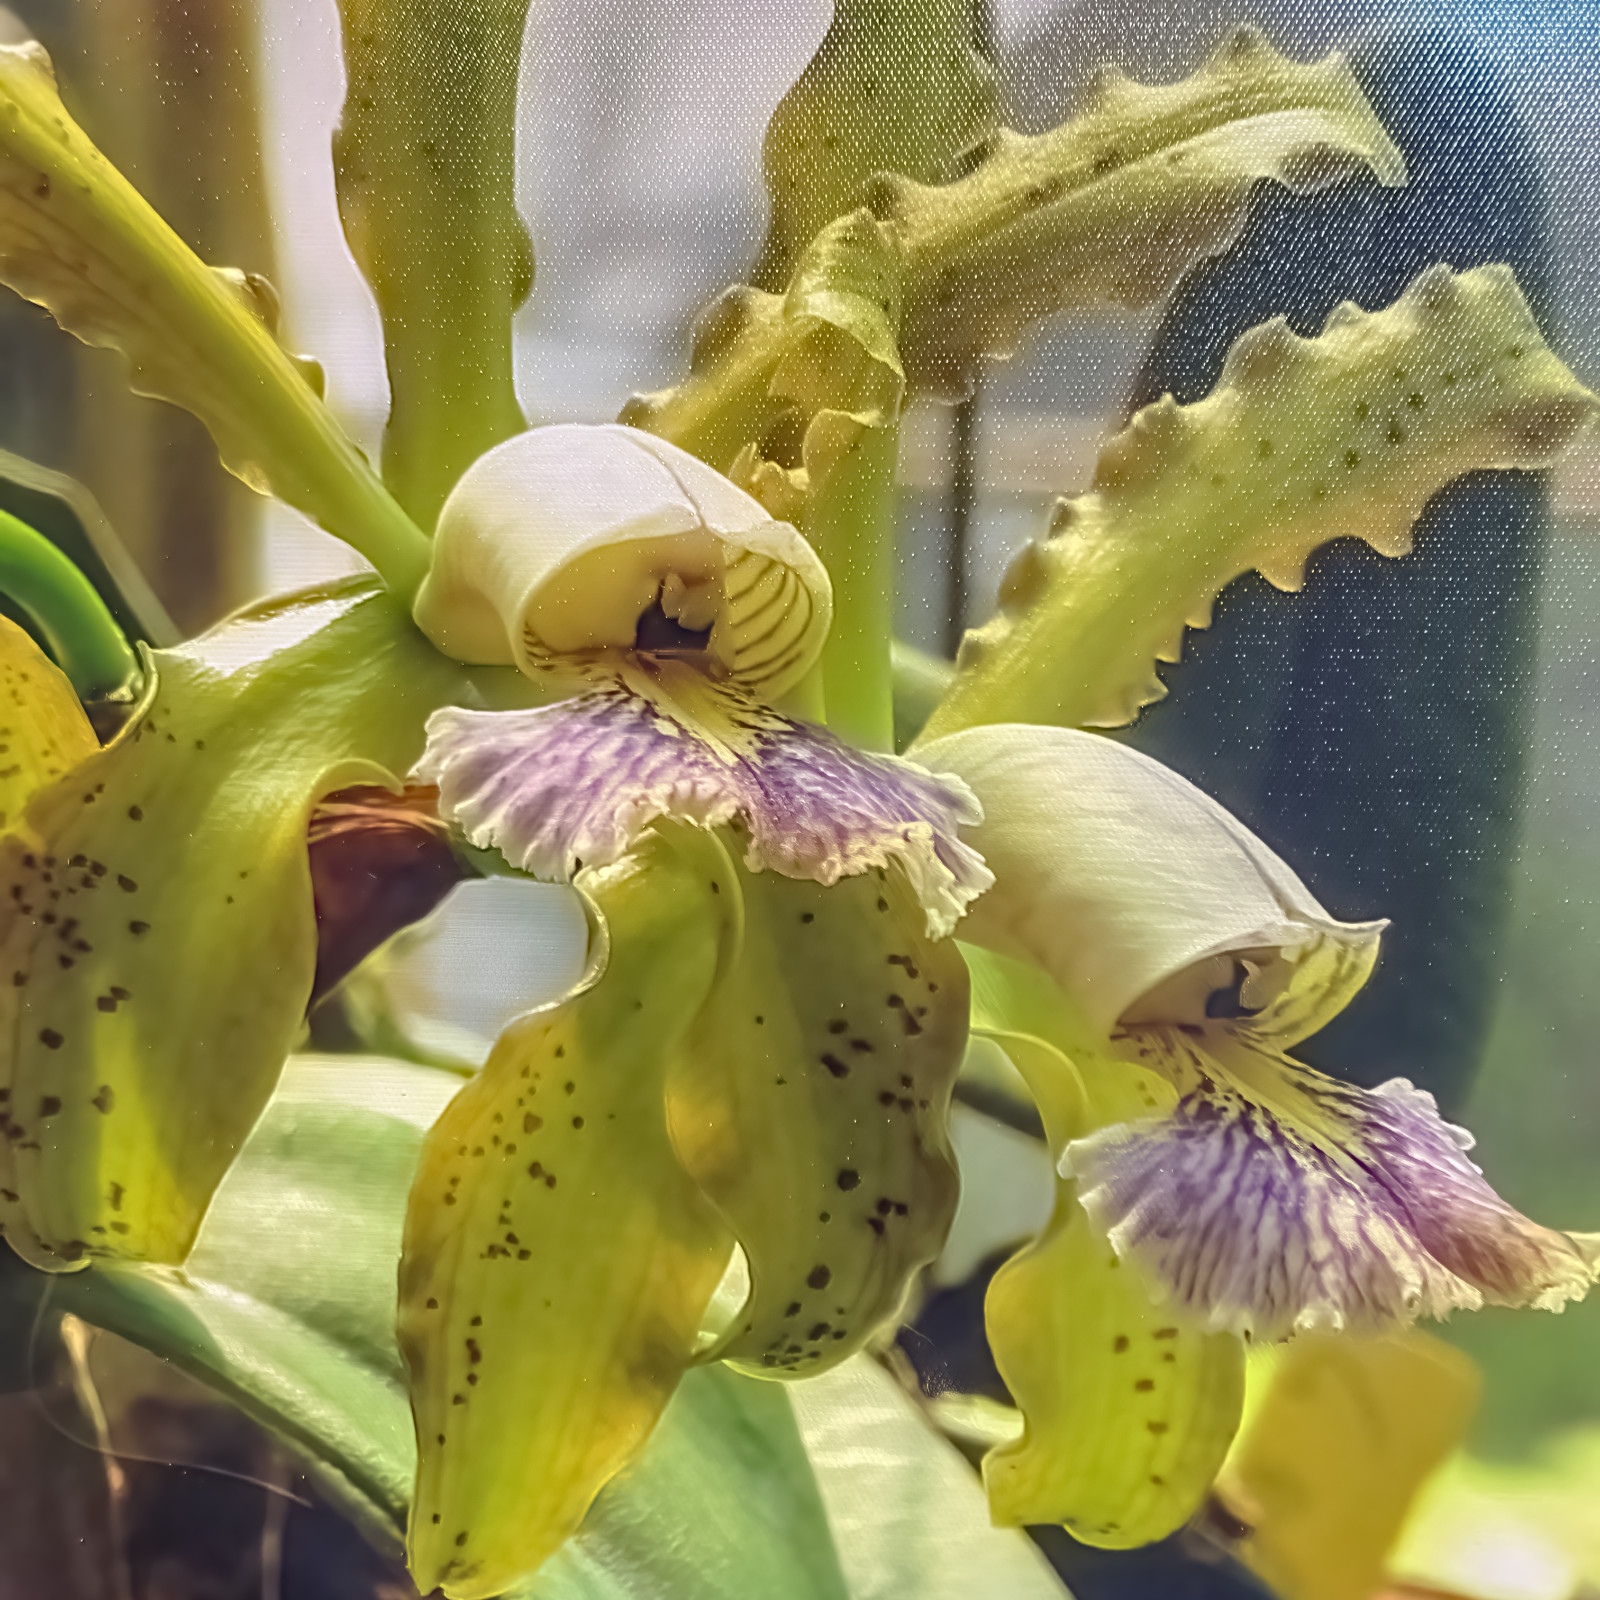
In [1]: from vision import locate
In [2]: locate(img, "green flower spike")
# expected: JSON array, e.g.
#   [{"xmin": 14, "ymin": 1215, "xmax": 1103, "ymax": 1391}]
[{"xmin": 401, "ymin": 422, "xmax": 987, "ymax": 1594}]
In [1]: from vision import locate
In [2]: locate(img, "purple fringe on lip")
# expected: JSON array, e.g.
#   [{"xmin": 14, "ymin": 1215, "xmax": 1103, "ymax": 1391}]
[
  {"xmin": 414, "ymin": 677, "xmax": 991, "ymax": 938},
  {"xmin": 1066, "ymin": 1030, "xmax": 1596, "ymax": 1341}
]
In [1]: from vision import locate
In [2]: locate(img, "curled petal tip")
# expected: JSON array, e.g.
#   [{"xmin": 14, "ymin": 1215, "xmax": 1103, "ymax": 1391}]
[
  {"xmin": 916, "ymin": 723, "xmax": 1378, "ymax": 1041},
  {"xmin": 414, "ymin": 424, "xmax": 832, "ymax": 700}
]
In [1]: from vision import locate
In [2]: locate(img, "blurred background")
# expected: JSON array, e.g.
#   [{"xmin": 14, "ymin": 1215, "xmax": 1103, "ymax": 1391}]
[{"xmin": 1, "ymin": 1, "xmax": 1600, "ymax": 1596}]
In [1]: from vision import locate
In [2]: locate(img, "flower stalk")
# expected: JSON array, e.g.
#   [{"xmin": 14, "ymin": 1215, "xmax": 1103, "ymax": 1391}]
[{"xmin": 0, "ymin": 508, "xmax": 140, "ymax": 701}]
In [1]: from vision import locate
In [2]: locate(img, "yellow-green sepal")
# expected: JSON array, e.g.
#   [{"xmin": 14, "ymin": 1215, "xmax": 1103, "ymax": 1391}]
[
  {"xmin": 399, "ymin": 830, "xmax": 737, "ymax": 1599},
  {"xmin": 0, "ymin": 612, "xmax": 96, "ymax": 831},
  {"xmin": 962, "ymin": 944, "xmax": 1246, "ymax": 1544},
  {"xmin": 984, "ymin": 1173, "xmax": 1246, "ymax": 1545},
  {"xmin": 671, "ymin": 860, "xmax": 968, "ymax": 1378},
  {"xmin": 883, "ymin": 29, "xmax": 1404, "ymax": 397},
  {"xmin": 923, "ymin": 263, "xmax": 1600, "ymax": 738},
  {"xmin": 0, "ymin": 583, "xmax": 470, "ymax": 1270},
  {"xmin": 0, "ymin": 44, "xmax": 429, "ymax": 592},
  {"xmin": 753, "ymin": 0, "xmax": 996, "ymax": 291}
]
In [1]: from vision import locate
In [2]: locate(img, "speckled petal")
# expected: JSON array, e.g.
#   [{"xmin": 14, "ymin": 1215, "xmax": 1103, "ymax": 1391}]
[
  {"xmin": 669, "ymin": 858, "xmax": 969, "ymax": 1376},
  {"xmin": 415, "ymin": 662, "xmax": 991, "ymax": 938},
  {"xmin": 1066, "ymin": 1028, "xmax": 1598, "ymax": 1341}
]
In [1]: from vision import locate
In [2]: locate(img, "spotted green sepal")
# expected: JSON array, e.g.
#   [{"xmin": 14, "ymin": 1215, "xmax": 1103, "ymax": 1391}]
[
  {"xmin": 0, "ymin": 44, "xmax": 429, "ymax": 592},
  {"xmin": 400, "ymin": 832, "xmax": 736, "ymax": 1599},
  {"xmin": 0, "ymin": 613, "xmax": 96, "ymax": 832},
  {"xmin": 0, "ymin": 583, "xmax": 471, "ymax": 1270},
  {"xmin": 622, "ymin": 208, "xmax": 902, "ymax": 480},
  {"xmin": 922, "ymin": 263, "xmax": 1600, "ymax": 739},
  {"xmin": 872, "ymin": 27, "xmax": 1402, "ymax": 398},
  {"xmin": 963, "ymin": 944, "xmax": 1245, "ymax": 1544},
  {"xmin": 753, "ymin": 0, "xmax": 997, "ymax": 290},
  {"xmin": 984, "ymin": 1175, "xmax": 1246, "ymax": 1544},
  {"xmin": 333, "ymin": 0, "xmax": 534, "ymax": 529},
  {"xmin": 671, "ymin": 859, "xmax": 968, "ymax": 1378}
]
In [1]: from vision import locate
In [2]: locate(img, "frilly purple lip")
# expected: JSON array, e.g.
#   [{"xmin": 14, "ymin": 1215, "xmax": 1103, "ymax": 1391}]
[
  {"xmin": 413, "ymin": 665, "xmax": 992, "ymax": 940},
  {"xmin": 1065, "ymin": 1026, "xmax": 1598, "ymax": 1340}
]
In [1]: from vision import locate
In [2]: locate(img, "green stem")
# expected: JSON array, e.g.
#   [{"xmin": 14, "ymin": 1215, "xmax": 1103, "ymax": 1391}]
[
  {"xmin": 890, "ymin": 638, "xmax": 953, "ymax": 749},
  {"xmin": 804, "ymin": 423, "xmax": 900, "ymax": 750},
  {"xmin": 334, "ymin": 0, "xmax": 535, "ymax": 530},
  {"xmin": 0, "ymin": 509, "xmax": 141, "ymax": 699}
]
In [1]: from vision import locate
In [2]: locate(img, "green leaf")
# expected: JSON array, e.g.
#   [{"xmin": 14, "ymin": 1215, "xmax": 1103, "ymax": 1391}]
[
  {"xmin": 0, "ymin": 582, "xmax": 471, "ymax": 1268},
  {"xmin": 920, "ymin": 264, "xmax": 1599, "ymax": 739},
  {"xmin": 790, "ymin": 1355, "xmax": 1067, "ymax": 1598},
  {"xmin": 753, "ymin": 0, "xmax": 997, "ymax": 291},
  {"xmin": 46, "ymin": 1052, "xmax": 849, "ymax": 1599},
  {"xmin": 534, "ymin": 1364, "xmax": 849, "ymax": 1600},
  {"xmin": 0, "ymin": 44, "xmax": 429, "ymax": 592},
  {"xmin": 333, "ymin": 0, "xmax": 535, "ymax": 529},
  {"xmin": 53, "ymin": 1054, "xmax": 446, "ymax": 1537}
]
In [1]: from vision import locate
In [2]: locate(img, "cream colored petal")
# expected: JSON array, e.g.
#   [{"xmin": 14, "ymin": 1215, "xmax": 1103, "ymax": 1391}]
[
  {"xmin": 917, "ymin": 723, "xmax": 1381, "ymax": 1041},
  {"xmin": 412, "ymin": 423, "xmax": 832, "ymax": 700}
]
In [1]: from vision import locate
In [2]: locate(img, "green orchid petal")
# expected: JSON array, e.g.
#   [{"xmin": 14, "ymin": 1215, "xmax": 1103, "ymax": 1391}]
[
  {"xmin": 963, "ymin": 943, "xmax": 1245, "ymax": 1544},
  {"xmin": 985, "ymin": 1169, "xmax": 1246, "ymax": 1545},
  {"xmin": 922, "ymin": 263, "xmax": 1600, "ymax": 738},
  {"xmin": 400, "ymin": 831, "xmax": 737, "ymax": 1600},
  {"xmin": 752, "ymin": 0, "xmax": 997, "ymax": 291},
  {"xmin": 881, "ymin": 27, "xmax": 1403, "ymax": 397},
  {"xmin": 0, "ymin": 583, "xmax": 469, "ymax": 1270},
  {"xmin": 671, "ymin": 857, "xmax": 968, "ymax": 1377},
  {"xmin": 0, "ymin": 44, "xmax": 429, "ymax": 591},
  {"xmin": 640, "ymin": 28, "xmax": 1400, "ymax": 455},
  {"xmin": 0, "ymin": 612, "xmax": 96, "ymax": 832},
  {"xmin": 333, "ymin": 0, "xmax": 535, "ymax": 529},
  {"xmin": 623, "ymin": 208, "xmax": 902, "ymax": 479}
]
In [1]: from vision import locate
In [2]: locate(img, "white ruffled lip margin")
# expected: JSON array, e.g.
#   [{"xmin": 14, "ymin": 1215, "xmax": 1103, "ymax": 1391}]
[
  {"xmin": 414, "ymin": 679, "xmax": 994, "ymax": 939},
  {"xmin": 913, "ymin": 723, "xmax": 1383, "ymax": 1042}
]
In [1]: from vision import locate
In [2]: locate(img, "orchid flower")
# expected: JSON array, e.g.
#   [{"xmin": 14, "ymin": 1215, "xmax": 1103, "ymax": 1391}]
[
  {"xmin": 408, "ymin": 422, "xmax": 991, "ymax": 933},
  {"xmin": 395, "ymin": 421, "xmax": 992, "ymax": 1594},
  {"xmin": 0, "ymin": 15, "xmax": 1594, "ymax": 1600},
  {"xmin": 920, "ymin": 723, "xmax": 1599, "ymax": 1544}
]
